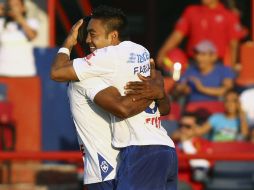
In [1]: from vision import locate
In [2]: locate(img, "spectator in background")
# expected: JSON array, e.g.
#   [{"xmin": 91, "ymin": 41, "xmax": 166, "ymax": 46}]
[
  {"xmin": 25, "ymin": 0, "xmax": 48, "ymax": 47},
  {"xmin": 172, "ymin": 111, "xmax": 210, "ymax": 182},
  {"xmin": 0, "ymin": 0, "xmax": 38, "ymax": 77},
  {"xmin": 174, "ymin": 40, "xmax": 235, "ymax": 102},
  {"xmin": 157, "ymin": 0, "xmax": 244, "ymax": 71},
  {"xmin": 195, "ymin": 90, "xmax": 249, "ymax": 141}
]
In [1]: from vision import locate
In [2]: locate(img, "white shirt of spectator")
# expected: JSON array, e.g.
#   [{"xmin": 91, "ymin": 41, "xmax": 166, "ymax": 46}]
[
  {"xmin": 240, "ymin": 88, "xmax": 254, "ymax": 126},
  {"xmin": 68, "ymin": 78, "xmax": 119, "ymax": 184},
  {"xmin": 0, "ymin": 18, "xmax": 38, "ymax": 76},
  {"xmin": 73, "ymin": 41, "xmax": 175, "ymax": 149}
]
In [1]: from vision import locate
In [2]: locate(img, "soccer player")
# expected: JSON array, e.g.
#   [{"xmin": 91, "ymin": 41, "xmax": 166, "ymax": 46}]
[
  {"xmin": 51, "ymin": 6, "xmax": 177, "ymax": 190},
  {"xmin": 53, "ymin": 20, "xmax": 167, "ymax": 190}
]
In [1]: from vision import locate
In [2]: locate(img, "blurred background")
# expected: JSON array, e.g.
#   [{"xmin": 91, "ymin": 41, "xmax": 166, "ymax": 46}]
[{"xmin": 0, "ymin": 0, "xmax": 254, "ymax": 190}]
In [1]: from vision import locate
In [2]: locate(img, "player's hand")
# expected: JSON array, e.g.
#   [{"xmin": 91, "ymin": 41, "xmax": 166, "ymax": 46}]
[
  {"xmin": 124, "ymin": 59, "xmax": 165, "ymax": 101},
  {"xmin": 63, "ymin": 19, "xmax": 83, "ymax": 49}
]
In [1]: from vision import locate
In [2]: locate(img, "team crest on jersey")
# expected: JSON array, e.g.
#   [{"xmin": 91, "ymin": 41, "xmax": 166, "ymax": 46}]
[{"xmin": 97, "ymin": 153, "xmax": 114, "ymax": 181}]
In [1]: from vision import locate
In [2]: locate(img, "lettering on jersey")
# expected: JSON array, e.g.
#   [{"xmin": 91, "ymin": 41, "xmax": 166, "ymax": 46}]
[
  {"xmin": 144, "ymin": 104, "xmax": 161, "ymax": 128},
  {"xmin": 127, "ymin": 51, "xmax": 150, "ymax": 64},
  {"xmin": 134, "ymin": 63, "xmax": 150, "ymax": 75},
  {"xmin": 145, "ymin": 116, "xmax": 162, "ymax": 128},
  {"xmin": 127, "ymin": 53, "xmax": 137, "ymax": 63},
  {"xmin": 97, "ymin": 153, "xmax": 114, "ymax": 181},
  {"xmin": 137, "ymin": 51, "xmax": 149, "ymax": 63}
]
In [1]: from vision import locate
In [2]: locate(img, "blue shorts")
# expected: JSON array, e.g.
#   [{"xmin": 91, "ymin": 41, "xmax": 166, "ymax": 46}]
[
  {"xmin": 86, "ymin": 179, "xmax": 116, "ymax": 190},
  {"xmin": 116, "ymin": 145, "xmax": 178, "ymax": 190}
]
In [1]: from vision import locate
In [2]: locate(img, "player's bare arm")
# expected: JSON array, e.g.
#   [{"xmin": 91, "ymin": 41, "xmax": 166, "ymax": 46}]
[
  {"xmin": 50, "ymin": 19, "xmax": 84, "ymax": 82},
  {"xmin": 94, "ymin": 59, "xmax": 169, "ymax": 118},
  {"xmin": 124, "ymin": 59, "xmax": 170, "ymax": 116},
  {"xmin": 94, "ymin": 86, "xmax": 152, "ymax": 119}
]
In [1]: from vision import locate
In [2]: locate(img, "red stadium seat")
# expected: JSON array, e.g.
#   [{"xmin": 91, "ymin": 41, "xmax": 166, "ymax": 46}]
[
  {"xmin": 237, "ymin": 42, "xmax": 254, "ymax": 86},
  {"xmin": 0, "ymin": 101, "xmax": 13, "ymax": 124},
  {"xmin": 163, "ymin": 77, "xmax": 175, "ymax": 94},
  {"xmin": 185, "ymin": 101, "xmax": 224, "ymax": 115},
  {"xmin": 160, "ymin": 101, "xmax": 181, "ymax": 121},
  {"xmin": 0, "ymin": 101, "xmax": 15, "ymax": 151}
]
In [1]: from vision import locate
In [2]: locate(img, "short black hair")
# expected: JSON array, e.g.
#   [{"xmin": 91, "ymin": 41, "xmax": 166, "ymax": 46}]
[
  {"xmin": 91, "ymin": 5, "xmax": 129, "ymax": 41},
  {"xmin": 224, "ymin": 89, "xmax": 239, "ymax": 97}
]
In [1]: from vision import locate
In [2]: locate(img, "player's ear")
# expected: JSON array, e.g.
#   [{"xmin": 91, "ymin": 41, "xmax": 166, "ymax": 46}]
[{"xmin": 109, "ymin": 31, "xmax": 119, "ymax": 43}]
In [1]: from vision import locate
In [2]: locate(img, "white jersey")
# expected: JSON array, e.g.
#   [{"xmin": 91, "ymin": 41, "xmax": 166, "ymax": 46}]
[
  {"xmin": 68, "ymin": 78, "xmax": 119, "ymax": 184},
  {"xmin": 73, "ymin": 41, "xmax": 175, "ymax": 149}
]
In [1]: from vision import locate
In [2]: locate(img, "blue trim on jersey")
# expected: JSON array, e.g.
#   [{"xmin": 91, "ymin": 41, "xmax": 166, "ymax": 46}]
[
  {"xmin": 145, "ymin": 103, "xmax": 158, "ymax": 114},
  {"xmin": 98, "ymin": 153, "xmax": 114, "ymax": 181}
]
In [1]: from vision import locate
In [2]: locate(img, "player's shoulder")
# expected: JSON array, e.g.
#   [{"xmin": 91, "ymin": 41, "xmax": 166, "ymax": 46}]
[{"xmin": 118, "ymin": 41, "xmax": 150, "ymax": 58}]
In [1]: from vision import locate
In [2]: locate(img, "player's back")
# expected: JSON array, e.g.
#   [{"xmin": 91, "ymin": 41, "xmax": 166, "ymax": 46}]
[
  {"xmin": 110, "ymin": 41, "xmax": 175, "ymax": 148},
  {"xmin": 68, "ymin": 78, "xmax": 119, "ymax": 184}
]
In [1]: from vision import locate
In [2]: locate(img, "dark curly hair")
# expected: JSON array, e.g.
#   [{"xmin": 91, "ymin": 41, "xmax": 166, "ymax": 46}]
[{"xmin": 91, "ymin": 5, "xmax": 129, "ymax": 41}]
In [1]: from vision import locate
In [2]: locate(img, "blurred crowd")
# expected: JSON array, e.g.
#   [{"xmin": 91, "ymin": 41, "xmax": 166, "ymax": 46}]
[
  {"xmin": 156, "ymin": 0, "xmax": 254, "ymax": 146},
  {"xmin": 0, "ymin": 0, "xmax": 47, "ymax": 151},
  {"xmin": 0, "ymin": 0, "xmax": 47, "ymax": 77},
  {"xmin": 0, "ymin": 0, "xmax": 254, "ymax": 147}
]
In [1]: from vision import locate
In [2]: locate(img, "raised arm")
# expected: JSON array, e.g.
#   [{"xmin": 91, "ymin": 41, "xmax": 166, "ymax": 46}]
[
  {"xmin": 50, "ymin": 19, "xmax": 83, "ymax": 82},
  {"xmin": 156, "ymin": 31, "xmax": 184, "ymax": 67}
]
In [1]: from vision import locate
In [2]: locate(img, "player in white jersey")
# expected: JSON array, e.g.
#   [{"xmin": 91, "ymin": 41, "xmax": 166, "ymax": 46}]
[
  {"xmin": 68, "ymin": 76, "xmax": 159, "ymax": 190},
  {"xmin": 51, "ymin": 5, "xmax": 177, "ymax": 190},
  {"xmin": 68, "ymin": 77, "xmax": 119, "ymax": 187}
]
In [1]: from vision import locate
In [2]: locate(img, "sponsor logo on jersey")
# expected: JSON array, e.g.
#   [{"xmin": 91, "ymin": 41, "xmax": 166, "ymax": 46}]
[
  {"xmin": 134, "ymin": 63, "xmax": 150, "ymax": 75},
  {"xmin": 145, "ymin": 116, "xmax": 162, "ymax": 128},
  {"xmin": 97, "ymin": 153, "xmax": 114, "ymax": 181},
  {"xmin": 127, "ymin": 51, "xmax": 150, "ymax": 63}
]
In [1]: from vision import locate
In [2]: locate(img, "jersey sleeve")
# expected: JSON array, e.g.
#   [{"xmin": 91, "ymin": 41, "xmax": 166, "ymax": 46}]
[
  {"xmin": 85, "ymin": 77, "xmax": 110, "ymax": 102},
  {"xmin": 73, "ymin": 47, "xmax": 116, "ymax": 81}
]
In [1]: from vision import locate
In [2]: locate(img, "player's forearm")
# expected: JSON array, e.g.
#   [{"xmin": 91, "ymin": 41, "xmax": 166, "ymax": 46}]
[
  {"xmin": 156, "ymin": 92, "xmax": 170, "ymax": 116},
  {"xmin": 116, "ymin": 96, "xmax": 153, "ymax": 119},
  {"xmin": 94, "ymin": 87, "xmax": 152, "ymax": 119},
  {"xmin": 50, "ymin": 39, "xmax": 74, "ymax": 80}
]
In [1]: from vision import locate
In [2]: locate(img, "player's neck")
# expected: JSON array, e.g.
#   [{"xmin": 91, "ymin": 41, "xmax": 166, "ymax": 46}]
[
  {"xmin": 207, "ymin": 1, "xmax": 219, "ymax": 9},
  {"xmin": 112, "ymin": 39, "xmax": 122, "ymax": 46}
]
